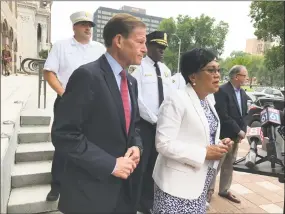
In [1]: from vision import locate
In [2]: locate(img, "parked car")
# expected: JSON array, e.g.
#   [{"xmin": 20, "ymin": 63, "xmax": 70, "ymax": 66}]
[
  {"xmin": 245, "ymin": 96, "xmax": 285, "ymax": 127},
  {"xmin": 254, "ymin": 87, "xmax": 284, "ymax": 98},
  {"xmin": 246, "ymin": 91, "xmax": 268, "ymax": 102}
]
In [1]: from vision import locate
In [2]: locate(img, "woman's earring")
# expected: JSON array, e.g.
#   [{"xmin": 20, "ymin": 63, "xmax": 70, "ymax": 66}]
[{"xmin": 193, "ymin": 82, "xmax": 196, "ymax": 86}]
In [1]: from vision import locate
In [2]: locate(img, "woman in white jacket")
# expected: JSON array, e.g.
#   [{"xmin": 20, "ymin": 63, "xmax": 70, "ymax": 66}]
[{"xmin": 152, "ymin": 48, "xmax": 233, "ymax": 214}]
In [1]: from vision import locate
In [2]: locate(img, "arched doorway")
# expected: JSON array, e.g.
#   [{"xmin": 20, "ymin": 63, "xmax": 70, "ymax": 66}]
[
  {"xmin": 2, "ymin": 19, "xmax": 8, "ymax": 48},
  {"xmin": 37, "ymin": 23, "xmax": 42, "ymax": 57},
  {"xmin": 14, "ymin": 38, "xmax": 18, "ymax": 73},
  {"xmin": 9, "ymin": 27, "xmax": 14, "ymax": 73}
]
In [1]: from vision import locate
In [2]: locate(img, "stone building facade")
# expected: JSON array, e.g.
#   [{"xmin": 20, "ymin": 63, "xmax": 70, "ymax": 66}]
[{"xmin": 1, "ymin": 0, "xmax": 52, "ymax": 74}]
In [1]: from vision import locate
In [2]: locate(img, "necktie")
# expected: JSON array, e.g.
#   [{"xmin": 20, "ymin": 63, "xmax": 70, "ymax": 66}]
[
  {"xmin": 120, "ymin": 70, "xmax": 131, "ymax": 133},
  {"xmin": 154, "ymin": 62, "xmax": 164, "ymax": 106}
]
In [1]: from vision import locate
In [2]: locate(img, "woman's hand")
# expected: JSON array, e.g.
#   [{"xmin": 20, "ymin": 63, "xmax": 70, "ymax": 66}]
[
  {"xmin": 221, "ymin": 138, "xmax": 234, "ymax": 149},
  {"xmin": 205, "ymin": 144, "xmax": 229, "ymax": 160}
]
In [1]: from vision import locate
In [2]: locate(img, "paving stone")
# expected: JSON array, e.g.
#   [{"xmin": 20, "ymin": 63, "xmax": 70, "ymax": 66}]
[
  {"xmin": 259, "ymin": 203, "xmax": 283, "ymax": 213},
  {"xmin": 256, "ymin": 181, "xmax": 282, "ymax": 191},
  {"xmin": 230, "ymin": 184, "xmax": 253, "ymax": 195},
  {"xmin": 242, "ymin": 192, "xmax": 272, "ymax": 206}
]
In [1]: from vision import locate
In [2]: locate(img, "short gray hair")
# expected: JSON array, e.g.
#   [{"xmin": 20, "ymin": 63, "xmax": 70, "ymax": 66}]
[{"xmin": 228, "ymin": 65, "xmax": 246, "ymax": 79}]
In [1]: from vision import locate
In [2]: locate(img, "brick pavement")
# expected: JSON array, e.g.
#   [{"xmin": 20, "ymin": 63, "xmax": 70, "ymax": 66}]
[{"xmin": 207, "ymin": 140, "xmax": 284, "ymax": 214}]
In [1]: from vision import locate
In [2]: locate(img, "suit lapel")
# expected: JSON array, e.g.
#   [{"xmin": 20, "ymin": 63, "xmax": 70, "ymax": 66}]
[
  {"xmin": 186, "ymin": 85, "xmax": 210, "ymax": 145},
  {"xmin": 227, "ymin": 82, "xmax": 242, "ymax": 116},
  {"xmin": 100, "ymin": 55, "xmax": 127, "ymax": 138},
  {"xmin": 127, "ymin": 75, "xmax": 136, "ymax": 139},
  {"xmin": 207, "ymin": 95, "xmax": 221, "ymax": 143}
]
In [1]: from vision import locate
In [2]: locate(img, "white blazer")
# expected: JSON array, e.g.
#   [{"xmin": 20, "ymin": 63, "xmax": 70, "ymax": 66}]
[{"xmin": 153, "ymin": 84, "xmax": 221, "ymax": 200}]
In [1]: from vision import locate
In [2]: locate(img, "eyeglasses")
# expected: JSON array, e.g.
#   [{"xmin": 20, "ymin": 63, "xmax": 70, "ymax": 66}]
[
  {"xmin": 201, "ymin": 68, "xmax": 221, "ymax": 74},
  {"xmin": 237, "ymin": 74, "xmax": 247, "ymax": 77}
]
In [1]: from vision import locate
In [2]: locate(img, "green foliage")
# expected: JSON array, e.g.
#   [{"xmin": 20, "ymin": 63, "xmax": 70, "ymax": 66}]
[
  {"xmin": 220, "ymin": 51, "xmax": 266, "ymax": 85},
  {"xmin": 249, "ymin": 1, "xmax": 284, "ymax": 46},
  {"xmin": 39, "ymin": 49, "xmax": 49, "ymax": 59},
  {"xmin": 249, "ymin": 1, "xmax": 284, "ymax": 74},
  {"xmin": 158, "ymin": 14, "xmax": 229, "ymax": 72},
  {"xmin": 220, "ymin": 50, "xmax": 284, "ymax": 87}
]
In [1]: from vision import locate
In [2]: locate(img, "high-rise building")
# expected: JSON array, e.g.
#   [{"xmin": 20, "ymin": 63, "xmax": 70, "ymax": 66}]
[
  {"xmin": 245, "ymin": 38, "xmax": 274, "ymax": 55},
  {"xmin": 93, "ymin": 6, "xmax": 164, "ymax": 44}
]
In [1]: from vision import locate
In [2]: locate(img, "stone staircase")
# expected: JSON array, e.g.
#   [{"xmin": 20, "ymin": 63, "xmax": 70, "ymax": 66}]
[{"xmin": 7, "ymin": 112, "xmax": 59, "ymax": 213}]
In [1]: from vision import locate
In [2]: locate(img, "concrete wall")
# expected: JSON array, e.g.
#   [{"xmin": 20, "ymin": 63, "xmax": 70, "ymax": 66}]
[
  {"xmin": 0, "ymin": 75, "xmax": 37, "ymax": 213},
  {"xmin": 1, "ymin": 112, "xmax": 21, "ymax": 214}
]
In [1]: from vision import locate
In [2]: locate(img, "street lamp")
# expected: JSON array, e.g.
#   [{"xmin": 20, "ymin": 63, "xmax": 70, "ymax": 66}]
[{"xmin": 172, "ymin": 33, "xmax": 181, "ymax": 73}]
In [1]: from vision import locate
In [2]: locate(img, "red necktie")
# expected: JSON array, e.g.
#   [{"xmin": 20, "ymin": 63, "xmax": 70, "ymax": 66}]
[{"xmin": 120, "ymin": 70, "xmax": 131, "ymax": 133}]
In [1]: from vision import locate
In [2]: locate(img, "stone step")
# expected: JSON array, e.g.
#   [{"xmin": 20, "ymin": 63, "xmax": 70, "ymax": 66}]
[
  {"xmin": 39, "ymin": 211, "xmax": 62, "ymax": 214},
  {"xmin": 20, "ymin": 109, "xmax": 52, "ymax": 126},
  {"xmin": 21, "ymin": 115, "xmax": 51, "ymax": 126},
  {"xmin": 11, "ymin": 161, "xmax": 52, "ymax": 188},
  {"xmin": 7, "ymin": 184, "xmax": 58, "ymax": 214},
  {"xmin": 18, "ymin": 126, "xmax": 51, "ymax": 144},
  {"xmin": 16, "ymin": 142, "xmax": 54, "ymax": 163}
]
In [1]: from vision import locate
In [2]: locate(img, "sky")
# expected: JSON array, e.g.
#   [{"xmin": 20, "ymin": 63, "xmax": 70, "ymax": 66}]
[{"xmin": 50, "ymin": 1, "xmax": 257, "ymax": 57}]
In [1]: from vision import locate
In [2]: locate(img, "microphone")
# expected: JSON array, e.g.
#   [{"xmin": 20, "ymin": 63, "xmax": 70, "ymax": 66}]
[
  {"xmin": 280, "ymin": 108, "xmax": 284, "ymax": 126},
  {"xmin": 260, "ymin": 106, "xmax": 281, "ymax": 167},
  {"xmin": 260, "ymin": 107, "xmax": 281, "ymax": 127},
  {"xmin": 245, "ymin": 127, "xmax": 264, "ymax": 168}
]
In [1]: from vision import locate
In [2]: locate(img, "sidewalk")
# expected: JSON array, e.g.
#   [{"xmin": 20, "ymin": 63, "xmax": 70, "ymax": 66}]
[{"xmin": 208, "ymin": 140, "xmax": 284, "ymax": 213}]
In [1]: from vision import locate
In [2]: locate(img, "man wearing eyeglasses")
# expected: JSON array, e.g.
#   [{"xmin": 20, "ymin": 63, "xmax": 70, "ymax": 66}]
[{"xmin": 207, "ymin": 65, "xmax": 248, "ymax": 204}]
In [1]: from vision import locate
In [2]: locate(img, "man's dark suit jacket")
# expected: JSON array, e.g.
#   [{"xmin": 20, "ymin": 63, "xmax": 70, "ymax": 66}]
[
  {"xmin": 51, "ymin": 55, "xmax": 143, "ymax": 213},
  {"xmin": 214, "ymin": 81, "xmax": 248, "ymax": 139}
]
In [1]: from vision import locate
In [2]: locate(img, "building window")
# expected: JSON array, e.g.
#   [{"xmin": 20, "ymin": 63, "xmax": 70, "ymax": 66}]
[
  {"xmin": 98, "ymin": 10, "xmax": 101, "ymax": 14},
  {"xmin": 151, "ymin": 20, "xmax": 159, "ymax": 24},
  {"xmin": 101, "ymin": 15, "xmax": 111, "ymax": 20},
  {"xmin": 257, "ymin": 43, "xmax": 263, "ymax": 54},
  {"xmin": 98, "ymin": 15, "xmax": 101, "ymax": 19},
  {"xmin": 142, "ymin": 18, "xmax": 150, "ymax": 22},
  {"xmin": 102, "ymin": 11, "xmax": 112, "ymax": 15}
]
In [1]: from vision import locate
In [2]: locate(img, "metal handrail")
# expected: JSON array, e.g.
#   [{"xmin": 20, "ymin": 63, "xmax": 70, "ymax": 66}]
[{"xmin": 20, "ymin": 58, "xmax": 47, "ymax": 109}]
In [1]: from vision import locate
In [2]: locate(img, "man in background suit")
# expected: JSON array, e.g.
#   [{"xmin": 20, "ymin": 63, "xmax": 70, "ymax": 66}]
[
  {"xmin": 51, "ymin": 13, "xmax": 146, "ymax": 214},
  {"xmin": 208, "ymin": 65, "xmax": 248, "ymax": 204}
]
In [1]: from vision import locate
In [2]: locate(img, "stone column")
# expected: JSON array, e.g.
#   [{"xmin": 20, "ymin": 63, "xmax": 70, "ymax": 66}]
[{"xmin": 41, "ymin": 24, "xmax": 47, "ymax": 50}]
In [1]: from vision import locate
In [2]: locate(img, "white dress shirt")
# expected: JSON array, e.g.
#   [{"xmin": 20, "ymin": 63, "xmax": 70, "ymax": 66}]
[
  {"xmin": 131, "ymin": 56, "xmax": 173, "ymax": 124},
  {"xmin": 44, "ymin": 37, "xmax": 106, "ymax": 89}
]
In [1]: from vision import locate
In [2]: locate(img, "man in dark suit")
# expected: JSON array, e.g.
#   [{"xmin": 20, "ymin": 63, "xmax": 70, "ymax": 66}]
[
  {"xmin": 51, "ymin": 13, "xmax": 147, "ymax": 214},
  {"xmin": 208, "ymin": 65, "xmax": 248, "ymax": 204}
]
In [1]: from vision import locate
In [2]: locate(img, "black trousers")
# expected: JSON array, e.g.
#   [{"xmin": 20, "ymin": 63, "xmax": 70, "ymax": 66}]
[
  {"xmin": 112, "ymin": 180, "xmax": 136, "ymax": 214},
  {"xmin": 132, "ymin": 118, "xmax": 157, "ymax": 213},
  {"xmin": 63, "ymin": 181, "xmax": 135, "ymax": 214},
  {"xmin": 51, "ymin": 95, "xmax": 66, "ymax": 191}
]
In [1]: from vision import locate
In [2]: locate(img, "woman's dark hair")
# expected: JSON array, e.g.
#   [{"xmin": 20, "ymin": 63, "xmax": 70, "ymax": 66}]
[{"xmin": 180, "ymin": 48, "xmax": 217, "ymax": 84}]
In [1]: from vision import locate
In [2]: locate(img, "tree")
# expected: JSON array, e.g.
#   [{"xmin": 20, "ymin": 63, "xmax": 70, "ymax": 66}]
[
  {"xmin": 39, "ymin": 49, "xmax": 49, "ymax": 59},
  {"xmin": 249, "ymin": 1, "xmax": 284, "ymax": 72},
  {"xmin": 158, "ymin": 14, "xmax": 229, "ymax": 72},
  {"xmin": 249, "ymin": 1, "xmax": 284, "ymax": 46},
  {"xmin": 220, "ymin": 51, "xmax": 266, "ymax": 87}
]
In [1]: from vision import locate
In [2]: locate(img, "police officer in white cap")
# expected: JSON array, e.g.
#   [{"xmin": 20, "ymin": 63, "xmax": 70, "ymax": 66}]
[{"xmin": 44, "ymin": 11, "xmax": 106, "ymax": 201}]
